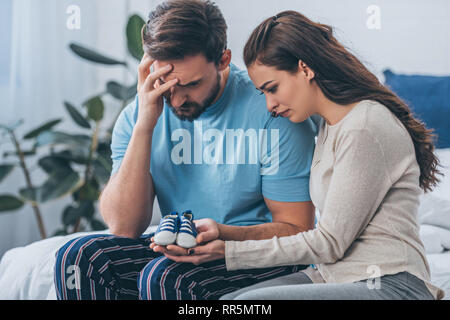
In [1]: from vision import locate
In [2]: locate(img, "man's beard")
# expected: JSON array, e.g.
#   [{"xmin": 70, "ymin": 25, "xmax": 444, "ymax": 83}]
[{"xmin": 166, "ymin": 72, "xmax": 221, "ymax": 122}]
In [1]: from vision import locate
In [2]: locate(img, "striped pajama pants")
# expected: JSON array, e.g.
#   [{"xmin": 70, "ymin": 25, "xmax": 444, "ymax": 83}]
[{"xmin": 54, "ymin": 233, "xmax": 307, "ymax": 300}]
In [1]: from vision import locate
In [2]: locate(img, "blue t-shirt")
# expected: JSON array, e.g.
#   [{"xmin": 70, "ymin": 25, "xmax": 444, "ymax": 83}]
[{"xmin": 110, "ymin": 63, "xmax": 317, "ymax": 226}]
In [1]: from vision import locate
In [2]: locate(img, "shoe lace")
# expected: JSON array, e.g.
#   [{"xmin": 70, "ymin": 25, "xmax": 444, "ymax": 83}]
[{"xmin": 158, "ymin": 216, "xmax": 177, "ymax": 231}]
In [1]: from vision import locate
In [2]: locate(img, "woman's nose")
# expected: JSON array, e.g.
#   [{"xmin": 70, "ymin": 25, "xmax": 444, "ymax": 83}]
[{"xmin": 265, "ymin": 95, "xmax": 279, "ymax": 113}]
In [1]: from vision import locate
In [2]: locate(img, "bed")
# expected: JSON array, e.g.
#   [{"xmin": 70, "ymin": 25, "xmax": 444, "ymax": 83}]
[{"xmin": 0, "ymin": 149, "xmax": 449, "ymax": 300}]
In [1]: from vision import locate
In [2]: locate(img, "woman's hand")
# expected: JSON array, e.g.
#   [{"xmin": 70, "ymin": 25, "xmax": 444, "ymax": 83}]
[
  {"xmin": 135, "ymin": 53, "xmax": 178, "ymax": 133},
  {"xmin": 151, "ymin": 240, "xmax": 226, "ymax": 265},
  {"xmin": 149, "ymin": 218, "xmax": 225, "ymax": 265}
]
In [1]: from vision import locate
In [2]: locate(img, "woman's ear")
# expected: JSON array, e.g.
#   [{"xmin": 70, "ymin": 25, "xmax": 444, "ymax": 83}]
[{"xmin": 298, "ymin": 60, "xmax": 315, "ymax": 81}]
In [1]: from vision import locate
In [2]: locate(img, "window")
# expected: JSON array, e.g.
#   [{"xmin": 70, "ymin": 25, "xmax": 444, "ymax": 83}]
[{"xmin": 0, "ymin": 0, "xmax": 12, "ymax": 85}]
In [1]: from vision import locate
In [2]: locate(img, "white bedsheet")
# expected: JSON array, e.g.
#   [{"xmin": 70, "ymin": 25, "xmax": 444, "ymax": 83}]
[
  {"xmin": 433, "ymin": 148, "xmax": 450, "ymax": 200},
  {"xmin": 0, "ymin": 225, "xmax": 157, "ymax": 300},
  {"xmin": 426, "ymin": 252, "xmax": 450, "ymax": 300},
  {"xmin": 0, "ymin": 232, "xmax": 89, "ymax": 300}
]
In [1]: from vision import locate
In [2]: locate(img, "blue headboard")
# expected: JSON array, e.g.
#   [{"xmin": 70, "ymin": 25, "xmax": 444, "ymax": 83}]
[{"xmin": 383, "ymin": 69, "xmax": 450, "ymax": 149}]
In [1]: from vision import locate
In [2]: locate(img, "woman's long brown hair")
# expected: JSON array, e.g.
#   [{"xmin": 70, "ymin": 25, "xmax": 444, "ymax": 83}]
[{"xmin": 244, "ymin": 10, "xmax": 442, "ymax": 192}]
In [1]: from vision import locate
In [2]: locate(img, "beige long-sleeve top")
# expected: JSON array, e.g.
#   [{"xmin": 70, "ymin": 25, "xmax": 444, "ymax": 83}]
[{"xmin": 225, "ymin": 100, "xmax": 445, "ymax": 300}]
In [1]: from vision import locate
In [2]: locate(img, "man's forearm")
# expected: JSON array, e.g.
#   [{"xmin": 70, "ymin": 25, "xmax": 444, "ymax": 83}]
[
  {"xmin": 100, "ymin": 126, "xmax": 155, "ymax": 238},
  {"xmin": 218, "ymin": 222, "xmax": 307, "ymax": 241}
]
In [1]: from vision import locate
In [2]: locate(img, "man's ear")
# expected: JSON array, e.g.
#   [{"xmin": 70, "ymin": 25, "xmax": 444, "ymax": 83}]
[
  {"xmin": 298, "ymin": 60, "xmax": 315, "ymax": 81},
  {"xmin": 217, "ymin": 49, "xmax": 232, "ymax": 71}
]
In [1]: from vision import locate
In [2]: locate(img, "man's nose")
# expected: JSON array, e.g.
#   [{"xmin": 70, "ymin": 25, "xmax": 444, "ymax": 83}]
[{"xmin": 170, "ymin": 88, "xmax": 187, "ymax": 108}]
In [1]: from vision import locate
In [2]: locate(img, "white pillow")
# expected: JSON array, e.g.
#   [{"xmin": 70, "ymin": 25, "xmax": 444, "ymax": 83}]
[
  {"xmin": 418, "ymin": 193, "xmax": 450, "ymax": 230},
  {"xmin": 420, "ymin": 224, "xmax": 450, "ymax": 254},
  {"xmin": 432, "ymin": 148, "xmax": 450, "ymax": 200}
]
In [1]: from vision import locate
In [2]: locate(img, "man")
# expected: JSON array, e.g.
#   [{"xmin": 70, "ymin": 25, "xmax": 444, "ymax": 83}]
[{"xmin": 54, "ymin": 0, "xmax": 317, "ymax": 300}]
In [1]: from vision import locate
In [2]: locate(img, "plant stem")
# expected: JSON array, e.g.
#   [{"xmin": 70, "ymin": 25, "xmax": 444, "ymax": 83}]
[
  {"xmin": 85, "ymin": 120, "xmax": 100, "ymax": 181},
  {"xmin": 9, "ymin": 131, "xmax": 47, "ymax": 239},
  {"xmin": 73, "ymin": 121, "xmax": 100, "ymax": 233},
  {"xmin": 72, "ymin": 218, "xmax": 81, "ymax": 234}
]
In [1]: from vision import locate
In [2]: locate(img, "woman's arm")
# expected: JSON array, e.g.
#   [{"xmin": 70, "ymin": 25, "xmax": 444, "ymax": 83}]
[
  {"xmin": 150, "ymin": 201, "xmax": 315, "ymax": 265},
  {"xmin": 225, "ymin": 129, "xmax": 393, "ymax": 270}
]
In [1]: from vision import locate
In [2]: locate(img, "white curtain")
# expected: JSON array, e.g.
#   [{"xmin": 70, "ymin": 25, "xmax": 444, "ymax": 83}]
[
  {"xmin": 0, "ymin": 0, "xmax": 99, "ymax": 258},
  {"xmin": 0, "ymin": 0, "xmax": 165, "ymax": 259}
]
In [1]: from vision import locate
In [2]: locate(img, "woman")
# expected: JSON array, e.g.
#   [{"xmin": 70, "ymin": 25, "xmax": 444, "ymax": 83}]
[{"xmin": 155, "ymin": 11, "xmax": 445, "ymax": 300}]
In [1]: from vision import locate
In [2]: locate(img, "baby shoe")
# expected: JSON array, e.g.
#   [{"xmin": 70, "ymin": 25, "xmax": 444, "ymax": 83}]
[
  {"xmin": 176, "ymin": 210, "xmax": 198, "ymax": 249},
  {"xmin": 154, "ymin": 212, "xmax": 179, "ymax": 246}
]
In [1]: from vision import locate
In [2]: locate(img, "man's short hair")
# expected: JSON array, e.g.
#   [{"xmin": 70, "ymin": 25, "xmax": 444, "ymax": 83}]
[{"xmin": 142, "ymin": 0, "xmax": 227, "ymax": 64}]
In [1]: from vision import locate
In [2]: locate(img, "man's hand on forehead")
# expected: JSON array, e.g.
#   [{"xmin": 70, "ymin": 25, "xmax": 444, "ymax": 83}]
[
  {"xmin": 135, "ymin": 53, "xmax": 179, "ymax": 132},
  {"xmin": 153, "ymin": 59, "xmax": 205, "ymax": 88}
]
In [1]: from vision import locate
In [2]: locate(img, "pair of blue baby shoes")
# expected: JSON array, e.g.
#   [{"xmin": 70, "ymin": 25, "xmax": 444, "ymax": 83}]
[{"xmin": 154, "ymin": 210, "xmax": 198, "ymax": 248}]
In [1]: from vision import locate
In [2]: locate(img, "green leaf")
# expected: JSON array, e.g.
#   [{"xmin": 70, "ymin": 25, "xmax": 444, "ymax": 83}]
[
  {"xmin": 66, "ymin": 148, "xmax": 90, "ymax": 164},
  {"xmin": 19, "ymin": 187, "xmax": 41, "ymax": 202},
  {"xmin": 126, "ymin": 15, "xmax": 146, "ymax": 61},
  {"xmin": 23, "ymin": 119, "xmax": 62, "ymax": 140},
  {"xmin": 35, "ymin": 131, "xmax": 91, "ymax": 148},
  {"xmin": 0, "ymin": 194, "xmax": 25, "ymax": 212},
  {"xmin": 84, "ymin": 96, "xmax": 104, "ymax": 122},
  {"xmin": 78, "ymin": 201, "xmax": 95, "ymax": 219},
  {"xmin": 62, "ymin": 205, "xmax": 81, "ymax": 225},
  {"xmin": 62, "ymin": 201, "xmax": 95, "ymax": 226},
  {"xmin": 52, "ymin": 149, "xmax": 89, "ymax": 165},
  {"xmin": 93, "ymin": 157, "xmax": 112, "ymax": 185},
  {"xmin": 0, "ymin": 119, "xmax": 24, "ymax": 132},
  {"xmin": 38, "ymin": 155, "xmax": 72, "ymax": 174},
  {"xmin": 64, "ymin": 102, "xmax": 91, "ymax": 129},
  {"xmin": 106, "ymin": 81, "xmax": 137, "ymax": 101},
  {"xmin": 19, "ymin": 168, "xmax": 80, "ymax": 203},
  {"xmin": 69, "ymin": 43, "xmax": 127, "ymax": 66},
  {"xmin": 90, "ymin": 218, "xmax": 107, "ymax": 231},
  {"xmin": 40, "ymin": 169, "xmax": 80, "ymax": 202},
  {"xmin": 73, "ymin": 180, "xmax": 100, "ymax": 202},
  {"xmin": 0, "ymin": 164, "xmax": 15, "ymax": 183},
  {"xmin": 35, "ymin": 132, "xmax": 70, "ymax": 147},
  {"xmin": 97, "ymin": 141, "xmax": 112, "ymax": 158},
  {"xmin": 97, "ymin": 154, "xmax": 112, "ymax": 172}
]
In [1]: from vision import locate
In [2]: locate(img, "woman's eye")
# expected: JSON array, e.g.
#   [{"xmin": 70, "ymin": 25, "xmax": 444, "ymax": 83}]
[
  {"xmin": 258, "ymin": 86, "xmax": 277, "ymax": 95},
  {"xmin": 267, "ymin": 86, "xmax": 277, "ymax": 94}
]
